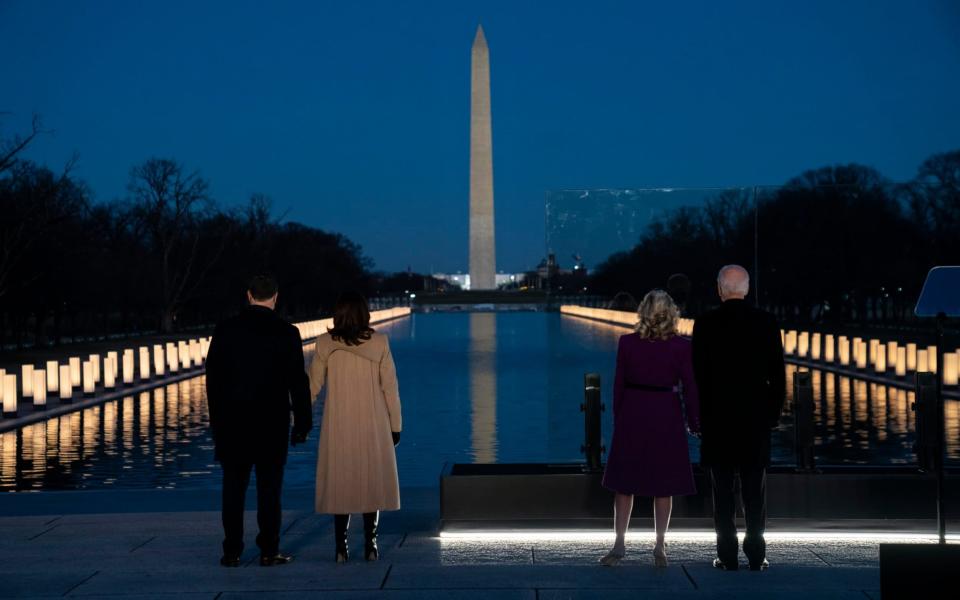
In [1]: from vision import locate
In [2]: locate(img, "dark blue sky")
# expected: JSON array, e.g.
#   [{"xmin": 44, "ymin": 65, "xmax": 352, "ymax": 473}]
[{"xmin": 3, "ymin": 0, "xmax": 958, "ymax": 273}]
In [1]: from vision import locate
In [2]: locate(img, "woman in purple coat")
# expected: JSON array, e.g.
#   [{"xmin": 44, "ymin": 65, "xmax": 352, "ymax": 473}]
[{"xmin": 600, "ymin": 290, "xmax": 700, "ymax": 568}]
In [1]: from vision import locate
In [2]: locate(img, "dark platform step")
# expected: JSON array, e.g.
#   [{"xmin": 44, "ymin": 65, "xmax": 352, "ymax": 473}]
[{"xmin": 440, "ymin": 462, "xmax": 960, "ymax": 530}]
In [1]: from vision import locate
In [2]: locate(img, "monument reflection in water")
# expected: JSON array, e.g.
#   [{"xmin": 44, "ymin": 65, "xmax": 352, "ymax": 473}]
[
  {"xmin": 470, "ymin": 313, "xmax": 497, "ymax": 462},
  {"xmin": 1, "ymin": 313, "xmax": 958, "ymax": 492}
]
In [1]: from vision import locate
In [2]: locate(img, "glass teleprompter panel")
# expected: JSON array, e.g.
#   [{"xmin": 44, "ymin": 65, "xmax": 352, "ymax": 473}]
[{"xmin": 545, "ymin": 188, "xmax": 733, "ymax": 273}]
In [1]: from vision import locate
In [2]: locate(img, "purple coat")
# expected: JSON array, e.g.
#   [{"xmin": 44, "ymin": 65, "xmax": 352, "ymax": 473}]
[{"xmin": 602, "ymin": 333, "xmax": 700, "ymax": 497}]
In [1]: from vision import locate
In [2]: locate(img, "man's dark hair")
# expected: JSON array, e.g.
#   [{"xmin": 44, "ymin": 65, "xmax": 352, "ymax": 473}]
[{"xmin": 248, "ymin": 274, "xmax": 278, "ymax": 301}]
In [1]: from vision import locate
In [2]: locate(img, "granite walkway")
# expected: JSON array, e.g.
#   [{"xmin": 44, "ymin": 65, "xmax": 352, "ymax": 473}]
[{"xmin": 0, "ymin": 487, "xmax": 892, "ymax": 599}]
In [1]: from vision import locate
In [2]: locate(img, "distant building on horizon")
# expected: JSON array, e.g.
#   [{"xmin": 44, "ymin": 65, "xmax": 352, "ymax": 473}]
[{"xmin": 432, "ymin": 272, "xmax": 521, "ymax": 291}]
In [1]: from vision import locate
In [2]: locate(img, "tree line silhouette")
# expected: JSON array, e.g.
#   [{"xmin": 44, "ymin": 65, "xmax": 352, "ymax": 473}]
[
  {"xmin": 589, "ymin": 151, "xmax": 959, "ymax": 325},
  {"xmin": 0, "ymin": 118, "xmax": 401, "ymax": 349}
]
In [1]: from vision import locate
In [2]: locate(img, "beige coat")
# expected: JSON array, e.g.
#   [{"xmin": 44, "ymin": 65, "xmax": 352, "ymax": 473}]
[{"xmin": 308, "ymin": 332, "xmax": 401, "ymax": 514}]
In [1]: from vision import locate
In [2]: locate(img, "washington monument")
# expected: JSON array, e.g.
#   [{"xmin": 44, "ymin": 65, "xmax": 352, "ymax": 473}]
[{"xmin": 470, "ymin": 25, "xmax": 496, "ymax": 290}]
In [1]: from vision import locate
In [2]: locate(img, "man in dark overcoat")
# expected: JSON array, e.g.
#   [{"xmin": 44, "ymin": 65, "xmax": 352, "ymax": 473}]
[
  {"xmin": 206, "ymin": 274, "xmax": 313, "ymax": 566},
  {"xmin": 692, "ymin": 265, "xmax": 785, "ymax": 571}
]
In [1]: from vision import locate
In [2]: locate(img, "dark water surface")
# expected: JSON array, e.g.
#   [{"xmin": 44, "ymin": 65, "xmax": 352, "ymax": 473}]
[{"xmin": 2, "ymin": 312, "xmax": 957, "ymax": 492}]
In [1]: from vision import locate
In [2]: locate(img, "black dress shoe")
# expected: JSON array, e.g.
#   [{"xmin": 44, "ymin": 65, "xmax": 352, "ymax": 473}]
[
  {"xmin": 260, "ymin": 553, "xmax": 293, "ymax": 566},
  {"xmin": 220, "ymin": 555, "xmax": 241, "ymax": 567},
  {"xmin": 713, "ymin": 557, "xmax": 738, "ymax": 571},
  {"xmin": 749, "ymin": 559, "xmax": 769, "ymax": 571}
]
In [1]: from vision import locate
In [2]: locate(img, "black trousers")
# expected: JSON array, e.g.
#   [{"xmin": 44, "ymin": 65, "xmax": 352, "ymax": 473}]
[
  {"xmin": 221, "ymin": 460, "xmax": 284, "ymax": 557},
  {"xmin": 709, "ymin": 466, "xmax": 767, "ymax": 566}
]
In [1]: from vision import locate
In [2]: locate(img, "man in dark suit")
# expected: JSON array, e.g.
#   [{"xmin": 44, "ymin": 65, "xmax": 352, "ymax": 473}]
[
  {"xmin": 205, "ymin": 274, "xmax": 313, "ymax": 567},
  {"xmin": 692, "ymin": 265, "xmax": 785, "ymax": 572}
]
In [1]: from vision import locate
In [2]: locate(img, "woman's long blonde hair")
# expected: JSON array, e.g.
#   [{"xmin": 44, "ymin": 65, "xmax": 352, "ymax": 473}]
[{"xmin": 634, "ymin": 289, "xmax": 679, "ymax": 340}]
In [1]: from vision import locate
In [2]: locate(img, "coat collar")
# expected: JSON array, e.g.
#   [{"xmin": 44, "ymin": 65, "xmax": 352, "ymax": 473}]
[
  {"xmin": 720, "ymin": 298, "xmax": 748, "ymax": 309},
  {"xmin": 317, "ymin": 333, "xmax": 382, "ymax": 363}
]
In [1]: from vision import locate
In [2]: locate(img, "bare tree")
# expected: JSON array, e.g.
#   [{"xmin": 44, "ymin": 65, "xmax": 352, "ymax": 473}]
[
  {"xmin": 128, "ymin": 157, "xmax": 226, "ymax": 332},
  {"xmin": 0, "ymin": 114, "xmax": 48, "ymax": 174},
  {"xmin": 906, "ymin": 150, "xmax": 960, "ymax": 234},
  {"xmin": 702, "ymin": 188, "xmax": 752, "ymax": 249},
  {"xmin": 0, "ymin": 157, "xmax": 84, "ymax": 300}
]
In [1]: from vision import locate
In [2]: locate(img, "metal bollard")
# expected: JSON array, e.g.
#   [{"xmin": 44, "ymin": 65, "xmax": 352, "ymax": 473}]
[
  {"xmin": 580, "ymin": 372, "xmax": 605, "ymax": 473},
  {"xmin": 913, "ymin": 372, "xmax": 940, "ymax": 474},
  {"xmin": 793, "ymin": 370, "xmax": 816, "ymax": 471}
]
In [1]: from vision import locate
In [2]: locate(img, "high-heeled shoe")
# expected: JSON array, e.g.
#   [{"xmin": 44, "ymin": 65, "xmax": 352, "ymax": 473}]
[
  {"xmin": 334, "ymin": 514, "xmax": 350, "ymax": 563},
  {"xmin": 653, "ymin": 544, "xmax": 668, "ymax": 568},
  {"xmin": 363, "ymin": 511, "xmax": 380, "ymax": 561},
  {"xmin": 599, "ymin": 547, "xmax": 625, "ymax": 566}
]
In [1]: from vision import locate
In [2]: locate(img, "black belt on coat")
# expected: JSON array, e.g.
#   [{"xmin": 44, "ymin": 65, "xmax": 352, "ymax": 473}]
[{"xmin": 624, "ymin": 382, "xmax": 675, "ymax": 392}]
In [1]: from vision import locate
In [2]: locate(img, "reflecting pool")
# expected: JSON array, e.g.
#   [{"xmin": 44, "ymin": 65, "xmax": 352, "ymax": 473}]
[{"xmin": 1, "ymin": 312, "xmax": 957, "ymax": 491}]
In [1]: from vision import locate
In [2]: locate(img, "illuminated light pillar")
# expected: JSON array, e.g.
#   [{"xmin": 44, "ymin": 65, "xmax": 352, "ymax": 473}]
[
  {"xmin": 785, "ymin": 331, "xmax": 797, "ymax": 355},
  {"xmin": 89, "ymin": 354, "xmax": 101, "ymax": 384},
  {"xmin": 153, "ymin": 345, "xmax": 165, "ymax": 377},
  {"xmin": 2, "ymin": 374, "xmax": 17, "ymax": 416},
  {"xmin": 944, "ymin": 354, "xmax": 959, "ymax": 386},
  {"xmin": 927, "ymin": 345, "xmax": 937, "ymax": 373},
  {"xmin": 168, "ymin": 343, "xmax": 179, "ymax": 373},
  {"xmin": 103, "ymin": 359, "xmax": 116, "ymax": 389},
  {"xmin": 122, "ymin": 350, "xmax": 135, "ymax": 385},
  {"xmin": 874, "ymin": 350, "xmax": 887, "ymax": 374},
  {"xmin": 189, "ymin": 339, "xmax": 201, "ymax": 366},
  {"xmin": 906, "ymin": 343, "xmax": 918, "ymax": 371},
  {"xmin": 83, "ymin": 361, "xmax": 95, "ymax": 396},
  {"xmin": 896, "ymin": 347, "xmax": 907, "ymax": 377},
  {"xmin": 811, "ymin": 333, "xmax": 821, "ymax": 360},
  {"xmin": 32, "ymin": 370, "xmax": 47, "ymax": 408},
  {"xmin": 59, "ymin": 365, "xmax": 73, "ymax": 401},
  {"xmin": 139, "ymin": 347, "xmax": 151, "ymax": 381},
  {"xmin": 824, "ymin": 334, "xmax": 834, "ymax": 363},
  {"xmin": 21, "ymin": 365, "xmax": 34, "ymax": 399},
  {"xmin": 179, "ymin": 341, "xmax": 190, "ymax": 370},
  {"xmin": 798, "ymin": 332, "xmax": 809, "ymax": 358},
  {"xmin": 838, "ymin": 336, "xmax": 850, "ymax": 366},
  {"xmin": 868, "ymin": 339, "xmax": 880, "ymax": 366},
  {"xmin": 201, "ymin": 337, "xmax": 210, "ymax": 360},
  {"xmin": 46, "ymin": 361, "xmax": 59, "ymax": 394},
  {"xmin": 105, "ymin": 352, "xmax": 117, "ymax": 382},
  {"xmin": 69, "ymin": 357, "xmax": 82, "ymax": 387},
  {"xmin": 856, "ymin": 340, "xmax": 868, "ymax": 369},
  {"xmin": 887, "ymin": 342, "xmax": 898, "ymax": 370},
  {"xmin": 918, "ymin": 350, "xmax": 929, "ymax": 373}
]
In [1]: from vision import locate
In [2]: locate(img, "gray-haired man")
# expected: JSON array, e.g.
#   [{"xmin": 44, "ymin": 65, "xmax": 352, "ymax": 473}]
[{"xmin": 691, "ymin": 265, "xmax": 785, "ymax": 571}]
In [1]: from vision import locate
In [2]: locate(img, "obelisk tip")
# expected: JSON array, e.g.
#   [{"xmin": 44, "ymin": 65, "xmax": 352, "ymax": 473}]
[{"xmin": 473, "ymin": 24, "xmax": 487, "ymax": 48}]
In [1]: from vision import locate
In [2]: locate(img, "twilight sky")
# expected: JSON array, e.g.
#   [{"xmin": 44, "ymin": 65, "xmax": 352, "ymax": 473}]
[{"xmin": 2, "ymin": 0, "xmax": 959, "ymax": 273}]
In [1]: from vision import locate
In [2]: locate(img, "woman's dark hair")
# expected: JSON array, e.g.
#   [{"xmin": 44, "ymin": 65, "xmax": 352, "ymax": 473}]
[{"xmin": 328, "ymin": 291, "xmax": 374, "ymax": 346}]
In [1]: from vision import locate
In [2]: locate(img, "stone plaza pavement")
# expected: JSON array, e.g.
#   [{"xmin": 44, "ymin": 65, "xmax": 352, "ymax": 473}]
[{"xmin": 0, "ymin": 487, "xmax": 894, "ymax": 599}]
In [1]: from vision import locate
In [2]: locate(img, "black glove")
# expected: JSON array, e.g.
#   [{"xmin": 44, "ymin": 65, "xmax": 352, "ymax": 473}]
[
  {"xmin": 391, "ymin": 431, "xmax": 400, "ymax": 447},
  {"xmin": 290, "ymin": 429, "xmax": 308, "ymax": 447}
]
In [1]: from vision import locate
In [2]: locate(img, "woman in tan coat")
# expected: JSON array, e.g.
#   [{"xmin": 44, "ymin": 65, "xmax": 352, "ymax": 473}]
[{"xmin": 308, "ymin": 292, "xmax": 402, "ymax": 562}]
